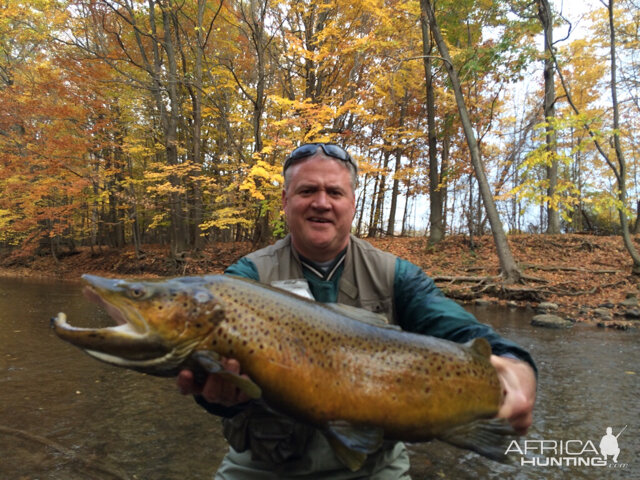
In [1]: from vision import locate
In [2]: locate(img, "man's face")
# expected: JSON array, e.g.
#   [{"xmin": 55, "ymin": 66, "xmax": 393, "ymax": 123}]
[{"xmin": 283, "ymin": 153, "xmax": 356, "ymax": 262}]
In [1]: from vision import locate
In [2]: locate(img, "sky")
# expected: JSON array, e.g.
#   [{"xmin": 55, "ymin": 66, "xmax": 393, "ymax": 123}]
[{"xmin": 553, "ymin": 0, "xmax": 601, "ymax": 42}]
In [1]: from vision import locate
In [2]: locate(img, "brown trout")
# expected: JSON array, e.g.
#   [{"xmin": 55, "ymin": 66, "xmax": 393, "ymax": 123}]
[{"xmin": 51, "ymin": 274, "xmax": 515, "ymax": 469}]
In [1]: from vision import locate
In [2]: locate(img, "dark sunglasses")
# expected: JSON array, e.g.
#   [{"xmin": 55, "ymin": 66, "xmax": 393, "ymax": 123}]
[{"xmin": 283, "ymin": 143, "xmax": 357, "ymax": 174}]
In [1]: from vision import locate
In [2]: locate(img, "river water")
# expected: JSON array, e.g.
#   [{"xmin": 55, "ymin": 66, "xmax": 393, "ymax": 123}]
[{"xmin": 0, "ymin": 276, "xmax": 638, "ymax": 479}]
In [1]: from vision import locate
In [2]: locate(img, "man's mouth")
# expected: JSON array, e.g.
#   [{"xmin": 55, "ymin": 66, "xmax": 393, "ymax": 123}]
[{"xmin": 308, "ymin": 217, "xmax": 333, "ymax": 224}]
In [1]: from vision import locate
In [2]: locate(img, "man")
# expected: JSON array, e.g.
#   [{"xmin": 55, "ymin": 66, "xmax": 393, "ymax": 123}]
[{"xmin": 178, "ymin": 143, "xmax": 537, "ymax": 479}]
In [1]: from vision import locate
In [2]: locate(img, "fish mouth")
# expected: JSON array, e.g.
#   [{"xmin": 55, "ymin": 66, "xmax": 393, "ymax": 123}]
[
  {"xmin": 81, "ymin": 274, "xmax": 149, "ymax": 334},
  {"xmin": 50, "ymin": 275, "xmax": 175, "ymax": 372}
]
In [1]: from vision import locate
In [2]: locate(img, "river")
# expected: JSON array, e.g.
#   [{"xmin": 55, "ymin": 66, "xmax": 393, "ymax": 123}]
[{"xmin": 0, "ymin": 276, "xmax": 638, "ymax": 479}]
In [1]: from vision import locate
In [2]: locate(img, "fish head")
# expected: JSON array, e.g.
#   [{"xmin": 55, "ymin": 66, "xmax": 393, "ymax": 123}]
[{"xmin": 51, "ymin": 274, "xmax": 225, "ymax": 376}]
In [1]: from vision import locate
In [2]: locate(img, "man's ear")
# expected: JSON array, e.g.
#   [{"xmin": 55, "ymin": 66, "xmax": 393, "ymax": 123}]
[{"xmin": 282, "ymin": 188, "xmax": 288, "ymax": 208}]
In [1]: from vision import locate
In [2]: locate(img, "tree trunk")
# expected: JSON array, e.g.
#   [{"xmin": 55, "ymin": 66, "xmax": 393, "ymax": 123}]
[
  {"xmin": 367, "ymin": 173, "xmax": 379, "ymax": 237},
  {"xmin": 387, "ymin": 94, "xmax": 408, "ymax": 236},
  {"xmin": 356, "ymin": 173, "xmax": 369, "ymax": 236},
  {"xmin": 420, "ymin": 2, "xmax": 445, "ymax": 245},
  {"xmin": 441, "ymin": 117, "xmax": 451, "ymax": 234},
  {"xmin": 606, "ymin": 0, "xmax": 640, "ymax": 273},
  {"xmin": 189, "ymin": 0, "xmax": 206, "ymax": 251},
  {"xmin": 537, "ymin": 0, "xmax": 560, "ymax": 234},
  {"xmin": 423, "ymin": 0, "xmax": 522, "ymax": 283},
  {"xmin": 372, "ymin": 149, "xmax": 390, "ymax": 237},
  {"xmin": 144, "ymin": 1, "xmax": 187, "ymax": 259},
  {"xmin": 400, "ymin": 155, "xmax": 415, "ymax": 236},
  {"xmin": 241, "ymin": 0, "xmax": 270, "ymax": 245},
  {"xmin": 386, "ymin": 147, "xmax": 402, "ymax": 236}
]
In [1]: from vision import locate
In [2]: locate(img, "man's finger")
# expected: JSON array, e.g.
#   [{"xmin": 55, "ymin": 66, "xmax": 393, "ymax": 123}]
[{"xmin": 177, "ymin": 369, "xmax": 201, "ymax": 396}]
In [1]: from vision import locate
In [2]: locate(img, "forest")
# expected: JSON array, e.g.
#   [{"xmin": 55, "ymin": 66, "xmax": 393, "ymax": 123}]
[{"xmin": 1, "ymin": 0, "xmax": 639, "ymax": 278}]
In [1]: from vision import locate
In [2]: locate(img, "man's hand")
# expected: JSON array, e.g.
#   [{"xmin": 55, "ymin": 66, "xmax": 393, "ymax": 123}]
[
  {"xmin": 490, "ymin": 355, "xmax": 537, "ymax": 435},
  {"xmin": 176, "ymin": 358, "xmax": 251, "ymax": 407}
]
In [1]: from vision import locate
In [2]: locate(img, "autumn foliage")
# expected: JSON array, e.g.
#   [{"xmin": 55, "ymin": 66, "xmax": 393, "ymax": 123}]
[{"xmin": 1, "ymin": 0, "xmax": 639, "ymax": 267}]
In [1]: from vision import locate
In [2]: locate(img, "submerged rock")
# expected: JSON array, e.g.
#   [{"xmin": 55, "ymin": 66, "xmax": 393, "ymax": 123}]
[
  {"xmin": 594, "ymin": 308, "xmax": 613, "ymax": 320},
  {"xmin": 620, "ymin": 296, "xmax": 639, "ymax": 308},
  {"xmin": 535, "ymin": 302, "xmax": 559, "ymax": 313},
  {"xmin": 624, "ymin": 308, "xmax": 640, "ymax": 320},
  {"xmin": 597, "ymin": 320, "xmax": 636, "ymax": 330},
  {"xmin": 531, "ymin": 314, "xmax": 573, "ymax": 329}
]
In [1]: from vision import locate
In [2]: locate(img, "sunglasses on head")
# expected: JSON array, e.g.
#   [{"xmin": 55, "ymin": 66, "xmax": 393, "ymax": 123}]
[{"xmin": 283, "ymin": 143, "xmax": 357, "ymax": 174}]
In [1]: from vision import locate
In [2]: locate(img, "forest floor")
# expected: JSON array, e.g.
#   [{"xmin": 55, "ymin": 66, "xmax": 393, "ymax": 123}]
[{"xmin": 1, "ymin": 233, "xmax": 639, "ymax": 329}]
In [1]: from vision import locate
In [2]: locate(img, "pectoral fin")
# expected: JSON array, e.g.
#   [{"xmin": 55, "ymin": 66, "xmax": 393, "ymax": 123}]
[
  {"xmin": 192, "ymin": 351, "xmax": 262, "ymax": 399},
  {"xmin": 326, "ymin": 436, "xmax": 368, "ymax": 472},
  {"xmin": 464, "ymin": 337, "xmax": 492, "ymax": 358},
  {"xmin": 439, "ymin": 418, "xmax": 516, "ymax": 463},
  {"xmin": 324, "ymin": 421, "xmax": 384, "ymax": 471}
]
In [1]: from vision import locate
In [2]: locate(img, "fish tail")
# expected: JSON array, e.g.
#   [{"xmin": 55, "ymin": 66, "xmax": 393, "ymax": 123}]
[{"xmin": 439, "ymin": 418, "xmax": 517, "ymax": 463}]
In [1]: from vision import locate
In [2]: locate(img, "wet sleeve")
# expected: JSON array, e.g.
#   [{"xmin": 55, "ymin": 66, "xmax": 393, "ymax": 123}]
[
  {"xmin": 393, "ymin": 258, "xmax": 537, "ymax": 375},
  {"xmin": 192, "ymin": 257, "xmax": 259, "ymax": 418}
]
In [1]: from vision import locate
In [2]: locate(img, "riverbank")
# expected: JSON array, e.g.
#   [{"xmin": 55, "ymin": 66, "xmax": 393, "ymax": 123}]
[{"xmin": 2, "ymin": 234, "xmax": 639, "ymax": 328}]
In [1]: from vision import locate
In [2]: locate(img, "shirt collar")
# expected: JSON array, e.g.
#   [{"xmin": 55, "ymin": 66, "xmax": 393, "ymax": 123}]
[{"xmin": 298, "ymin": 247, "xmax": 348, "ymax": 281}]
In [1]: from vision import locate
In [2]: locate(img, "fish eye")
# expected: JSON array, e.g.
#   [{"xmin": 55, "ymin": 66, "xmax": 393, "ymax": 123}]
[{"xmin": 128, "ymin": 286, "xmax": 146, "ymax": 299}]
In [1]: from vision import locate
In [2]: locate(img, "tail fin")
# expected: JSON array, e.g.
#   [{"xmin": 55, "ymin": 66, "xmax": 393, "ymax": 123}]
[{"xmin": 439, "ymin": 418, "xmax": 517, "ymax": 463}]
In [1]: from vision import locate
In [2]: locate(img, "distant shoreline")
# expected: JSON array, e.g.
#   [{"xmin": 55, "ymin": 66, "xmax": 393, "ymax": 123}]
[{"xmin": 1, "ymin": 234, "xmax": 639, "ymax": 329}]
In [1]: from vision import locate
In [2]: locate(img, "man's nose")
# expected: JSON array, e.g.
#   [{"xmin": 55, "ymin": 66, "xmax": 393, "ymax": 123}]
[{"xmin": 311, "ymin": 191, "xmax": 330, "ymax": 209}]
